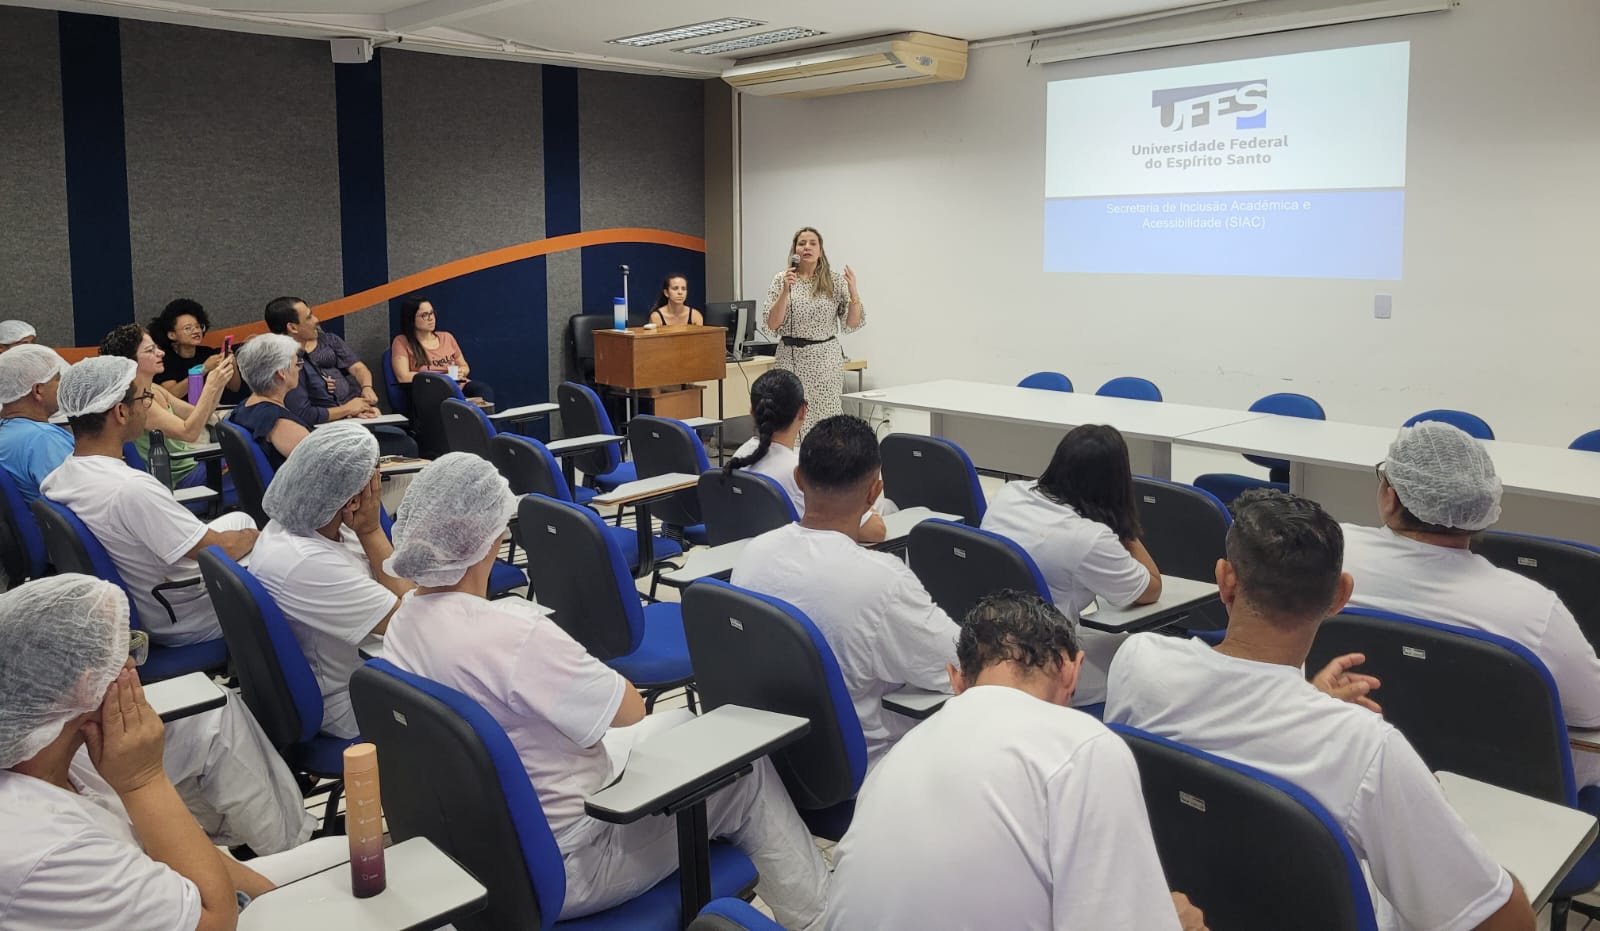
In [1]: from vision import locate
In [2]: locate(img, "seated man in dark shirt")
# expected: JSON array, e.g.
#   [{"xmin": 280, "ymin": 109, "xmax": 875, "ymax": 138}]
[{"xmin": 262, "ymin": 296, "xmax": 417, "ymax": 457}]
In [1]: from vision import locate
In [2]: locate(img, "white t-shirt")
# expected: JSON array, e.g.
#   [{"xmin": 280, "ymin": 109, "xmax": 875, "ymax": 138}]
[
  {"xmin": 249, "ymin": 521, "xmax": 398, "ymax": 738},
  {"xmin": 39, "ymin": 455, "xmax": 218, "ymax": 645},
  {"xmin": 383, "ymin": 591, "xmax": 625, "ymax": 847},
  {"xmin": 1105, "ymin": 634, "xmax": 1514, "ymax": 931},
  {"xmin": 731, "ymin": 436, "xmax": 804, "ymax": 513},
  {"xmin": 826, "ymin": 685, "xmax": 1181, "ymax": 931},
  {"xmin": 731, "ymin": 523, "xmax": 959, "ymax": 769},
  {"xmin": 0, "ymin": 750, "xmax": 201, "ymax": 931},
  {"xmin": 979, "ymin": 481, "xmax": 1152, "ymax": 706}
]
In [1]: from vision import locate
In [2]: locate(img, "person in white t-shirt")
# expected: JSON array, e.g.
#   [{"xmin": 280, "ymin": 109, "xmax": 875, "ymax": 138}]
[
  {"xmin": 39, "ymin": 356, "xmax": 258, "ymax": 646},
  {"xmin": 1342, "ymin": 422, "xmax": 1600, "ymax": 787},
  {"xmin": 0, "ymin": 575, "xmax": 347, "ymax": 931},
  {"xmin": 380, "ymin": 454, "xmax": 829, "ymax": 927},
  {"xmin": 980, "ymin": 424, "xmax": 1161, "ymax": 709},
  {"xmin": 732, "ymin": 414, "xmax": 959, "ymax": 771},
  {"xmin": 724, "ymin": 368, "xmax": 888, "ymax": 542},
  {"xmin": 250, "ymin": 425, "xmax": 414, "ymax": 739},
  {"xmin": 827, "ymin": 590, "xmax": 1207, "ymax": 931},
  {"xmin": 1106, "ymin": 489, "xmax": 1534, "ymax": 931}
]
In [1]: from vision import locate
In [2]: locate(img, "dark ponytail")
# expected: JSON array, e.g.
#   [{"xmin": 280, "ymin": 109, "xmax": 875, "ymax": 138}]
[{"xmin": 724, "ymin": 368, "xmax": 806, "ymax": 477}]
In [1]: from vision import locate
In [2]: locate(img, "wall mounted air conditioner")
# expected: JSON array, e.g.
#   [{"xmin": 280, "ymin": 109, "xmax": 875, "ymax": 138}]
[{"xmin": 722, "ymin": 32, "xmax": 967, "ymax": 98}]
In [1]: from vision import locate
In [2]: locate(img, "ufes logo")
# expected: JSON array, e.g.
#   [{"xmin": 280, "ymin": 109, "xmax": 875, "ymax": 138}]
[{"xmin": 1152, "ymin": 79, "xmax": 1268, "ymax": 132}]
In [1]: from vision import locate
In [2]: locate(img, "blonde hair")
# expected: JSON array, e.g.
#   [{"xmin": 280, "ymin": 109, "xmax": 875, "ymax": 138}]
[{"xmin": 788, "ymin": 227, "xmax": 836, "ymax": 302}]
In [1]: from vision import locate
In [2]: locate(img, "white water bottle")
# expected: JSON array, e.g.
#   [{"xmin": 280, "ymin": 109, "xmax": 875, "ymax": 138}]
[{"xmin": 613, "ymin": 297, "xmax": 627, "ymax": 330}]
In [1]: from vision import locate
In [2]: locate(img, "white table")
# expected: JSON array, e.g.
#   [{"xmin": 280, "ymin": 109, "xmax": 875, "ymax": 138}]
[
  {"xmin": 146, "ymin": 672, "xmax": 227, "ymax": 722},
  {"xmin": 317, "ymin": 413, "xmax": 410, "ymax": 429},
  {"xmin": 238, "ymin": 837, "xmax": 487, "ymax": 931},
  {"xmin": 882, "ymin": 687, "xmax": 951, "ymax": 719},
  {"xmin": 659, "ymin": 539, "xmax": 749, "ymax": 588},
  {"xmin": 173, "ymin": 486, "xmax": 218, "ymax": 506},
  {"xmin": 1437, "ymin": 771, "xmax": 1598, "ymax": 910},
  {"xmin": 546, "ymin": 433, "xmax": 625, "ymax": 456},
  {"xmin": 846, "ymin": 380, "xmax": 1264, "ymax": 478},
  {"xmin": 1079, "ymin": 575, "xmax": 1221, "ymax": 633},
  {"xmin": 172, "ymin": 442, "xmax": 223, "ymax": 462},
  {"xmin": 488, "ymin": 402, "xmax": 559, "ymax": 423},
  {"xmin": 876, "ymin": 506, "xmax": 961, "ymax": 549}
]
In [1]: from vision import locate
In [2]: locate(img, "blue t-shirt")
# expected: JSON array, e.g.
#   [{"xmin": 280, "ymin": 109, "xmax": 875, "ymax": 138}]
[{"xmin": 0, "ymin": 418, "xmax": 75, "ymax": 503}]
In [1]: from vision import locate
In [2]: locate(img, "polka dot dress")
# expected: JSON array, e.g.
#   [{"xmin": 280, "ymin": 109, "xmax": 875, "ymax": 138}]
[{"xmin": 762, "ymin": 269, "xmax": 864, "ymax": 438}]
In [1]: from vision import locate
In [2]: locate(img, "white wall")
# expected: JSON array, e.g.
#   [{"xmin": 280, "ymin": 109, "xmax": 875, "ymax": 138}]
[{"xmin": 738, "ymin": 0, "xmax": 1600, "ymax": 449}]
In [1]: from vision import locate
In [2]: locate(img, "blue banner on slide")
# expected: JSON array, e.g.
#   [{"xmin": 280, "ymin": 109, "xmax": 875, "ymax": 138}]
[{"xmin": 1044, "ymin": 189, "xmax": 1404, "ymax": 280}]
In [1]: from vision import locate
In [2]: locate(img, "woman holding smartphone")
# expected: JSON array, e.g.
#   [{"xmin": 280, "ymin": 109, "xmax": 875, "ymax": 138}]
[{"xmin": 761, "ymin": 227, "xmax": 864, "ymax": 438}]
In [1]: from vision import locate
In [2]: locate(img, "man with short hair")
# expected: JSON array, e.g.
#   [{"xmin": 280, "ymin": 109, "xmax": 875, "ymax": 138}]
[
  {"xmin": 827, "ymin": 590, "xmax": 1204, "ymax": 931},
  {"xmin": 1106, "ymin": 489, "xmax": 1535, "ymax": 931},
  {"xmin": 40, "ymin": 357, "xmax": 258, "ymax": 647},
  {"xmin": 0, "ymin": 344, "xmax": 73, "ymax": 503},
  {"xmin": 731, "ymin": 414, "xmax": 958, "ymax": 771},
  {"xmin": 1341, "ymin": 421, "xmax": 1600, "ymax": 785}
]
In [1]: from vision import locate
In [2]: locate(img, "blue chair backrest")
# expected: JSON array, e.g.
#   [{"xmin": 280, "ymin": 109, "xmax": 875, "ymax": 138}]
[
  {"xmin": 1131, "ymin": 476, "xmax": 1231, "ymax": 581},
  {"xmin": 1307, "ymin": 608, "xmax": 1574, "ymax": 805},
  {"xmin": 879, "ymin": 433, "xmax": 986, "ymax": 525},
  {"xmin": 907, "ymin": 519, "xmax": 1051, "ymax": 626},
  {"xmin": 216, "ymin": 418, "xmax": 274, "ymax": 527},
  {"xmin": 1471, "ymin": 530, "xmax": 1600, "ymax": 653},
  {"xmin": 516, "ymin": 493, "xmax": 643, "ymax": 661},
  {"xmin": 1110, "ymin": 724, "xmax": 1379, "ymax": 931},
  {"xmin": 1096, "ymin": 376, "xmax": 1163, "ymax": 401},
  {"xmin": 122, "ymin": 441, "xmax": 145, "ymax": 472},
  {"xmin": 491, "ymin": 434, "xmax": 571, "ymax": 502},
  {"xmin": 1017, "ymin": 371, "xmax": 1073, "ymax": 393},
  {"xmin": 441, "ymin": 397, "xmax": 497, "ymax": 459},
  {"xmin": 196, "ymin": 547, "xmax": 325, "ymax": 749},
  {"xmin": 682, "ymin": 579, "xmax": 867, "ymax": 810},
  {"xmin": 1403, "ymin": 409, "xmax": 1494, "ymax": 440},
  {"xmin": 1243, "ymin": 392, "xmax": 1326, "ymax": 471},
  {"xmin": 351, "ymin": 659, "xmax": 566, "ymax": 931},
  {"xmin": 0, "ymin": 466, "xmax": 47, "ymax": 581},
  {"xmin": 556, "ymin": 381, "xmax": 621, "ymax": 479},
  {"xmin": 697, "ymin": 470, "xmax": 798, "ymax": 547},
  {"xmin": 381, "ymin": 349, "xmax": 410, "ymax": 417},
  {"xmin": 1571, "ymin": 430, "xmax": 1600, "ymax": 452},
  {"xmin": 628, "ymin": 415, "xmax": 710, "ymax": 528},
  {"xmin": 30, "ymin": 497, "xmax": 148, "ymax": 631}
]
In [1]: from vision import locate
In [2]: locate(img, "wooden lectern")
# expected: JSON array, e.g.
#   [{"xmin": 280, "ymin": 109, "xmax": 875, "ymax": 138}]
[{"xmin": 593, "ymin": 326, "xmax": 727, "ymax": 420}]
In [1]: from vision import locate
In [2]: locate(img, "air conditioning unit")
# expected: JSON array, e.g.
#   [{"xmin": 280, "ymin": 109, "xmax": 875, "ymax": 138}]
[{"xmin": 722, "ymin": 32, "xmax": 967, "ymax": 98}]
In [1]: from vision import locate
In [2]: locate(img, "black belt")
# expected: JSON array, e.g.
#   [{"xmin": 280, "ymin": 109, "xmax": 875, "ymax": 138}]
[{"xmin": 780, "ymin": 335, "xmax": 837, "ymax": 348}]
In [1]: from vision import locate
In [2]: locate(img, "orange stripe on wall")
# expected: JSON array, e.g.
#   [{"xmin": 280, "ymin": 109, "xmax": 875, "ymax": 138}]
[{"xmin": 55, "ymin": 227, "xmax": 707, "ymax": 362}]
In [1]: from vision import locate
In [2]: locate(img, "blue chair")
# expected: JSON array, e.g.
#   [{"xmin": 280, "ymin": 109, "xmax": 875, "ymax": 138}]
[
  {"xmin": 1111, "ymin": 724, "xmax": 1379, "ymax": 931},
  {"xmin": 351, "ymin": 659, "xmax": 757, "ymax": 930},
  {"xmin": 696, "ymin": 470, "xmax": 797, "ymax": 547},
  {"xmin": 1472, "ymin": 531, "xmax": 1600, "ymax": 653},
  {"xmin": 628, "ymin": 416, "xmax": 711, "ymax": 546},
  {"xmin": 879, "ymin": 434, "xmax": 986, "ymax": 525},
  {"xmin": 517, "ymin": 493, "xmax": 692, "ymax": 710},
  {"xmin": 30, "ymin": 498, "xmax": 227, "ymax": 681},
  {"xmin": 197, "ymin": 547, "xmax": 355, "ymax": 831},
  {"xmin": 1132, "ymin": 476, "xmax": 1229, "ymax": 631},
  {"xmin": 381, "ymin": 349, "xmax": 410, "ymax": 418},
  {"xmin": 1572, "ymin": 431, "xmax": 1600, "ymax": 453},
  {"xmin": 682, "ymin": 579, "xmax": 868, "ymax": 841},
  {"xmin": 1306, "ymin": 608, "xmax": 1600, "ymax": 927},
  {"xmin": 216, "ymin": 418, "xmax": 275, "ymax": 527},
  {"xmin": 1194, "ymin": 393, "xmax": 1326, "ymax": 504},
  {"xmin": 1403, "ymin": 409, "xmax": 1493, "ymax": 440},
  {"xmin": 412, "ymin": 372, "xmax": 467, "ymax": 459},
  {"xmin": 557, "ymin": 381, "xmax": 636, "ymax": 493},
  {"xmin": 1095, "ymin": 376, "xmax": 1163, "ymax": 401},
  {"xmin": 689, "ymin": 899, "xmax": 784, "ymax": 931},
  {"xmin": 1017, "ymin": 372, "xmax": 1073, "ymax": 393},
  {"xmin": 442, "ymin": 396, "xmax": 497, "ymax": 460},
  {"xmin": 0, "ymin": 466, "xmax": 47, "ymax": 583},
  {"xmin": 907, "ymin": 519, "xmax": 1051, "ymax": 628}
]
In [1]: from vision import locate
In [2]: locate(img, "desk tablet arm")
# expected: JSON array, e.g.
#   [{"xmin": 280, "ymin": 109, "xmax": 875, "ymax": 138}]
[
  {"xmin": 546, "ymin": 435, "xmax": 626, "ymax": 458},
  {"xmin": 1571, "ymin": 729, "xmax": 1600, "ymax": 754},
  {"xmin": 488, "ymin": 403, "xmax": 559, "ymax": 425},
  {"xmin": 152, "ymin": 576, "xmax": 204, "ymax": 626}
]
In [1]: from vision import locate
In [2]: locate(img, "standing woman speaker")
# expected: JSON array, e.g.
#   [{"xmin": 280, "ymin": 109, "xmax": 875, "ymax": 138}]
[{"xmin": 762, "ymin": 226, "xmax": 865, "ymax": 438}]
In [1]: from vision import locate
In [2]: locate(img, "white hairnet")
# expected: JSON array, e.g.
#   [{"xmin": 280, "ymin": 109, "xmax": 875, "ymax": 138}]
[
  {"xmin": 1384, "ymin": 422, "xmax": 1503, "ymax": 531},
  {"xmin": 57, "ymin": 356, "xmax": 139, "ymax": 418},
  {"xmin": 0, "ymin": 320, "xmax": 37, "ymax": 345},
  {"xmin": 0, "ymin": 345, "xmax": 70, "ymax": 404},
  {"xmin": 262, "ymin": 424, "xmax": 379, "ymax": 533},
  {"xmin": 386, "ymin": 452, "xmax": 516, "ymax": 587},
  {"xmin": 235, "ymin": 334, "xmax": 301, "ymax": 394},
  {"xmin": 0, "ymin": 575, "xmax": 130, "ymax": 768}
]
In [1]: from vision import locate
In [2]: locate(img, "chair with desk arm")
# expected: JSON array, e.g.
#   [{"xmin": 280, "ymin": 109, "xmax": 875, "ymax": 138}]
[
  {"xmin": 696, "ymin": 470, "xmax": 797, "ymax": 547},
  {"xmin": 879, "ymin": 434, "xmax": 986, "ymax": 527}
]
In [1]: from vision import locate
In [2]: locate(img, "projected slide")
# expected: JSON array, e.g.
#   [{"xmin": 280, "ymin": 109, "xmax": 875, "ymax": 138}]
[{"xmin": 1044, "ymin": 42, "xmax": 1409, "ymax": 279}]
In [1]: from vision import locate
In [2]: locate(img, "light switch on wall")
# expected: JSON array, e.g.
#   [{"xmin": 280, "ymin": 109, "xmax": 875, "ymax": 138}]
[{"xmin": 1374, "ymin": 294, "xmax": 1393, "ymax": 319}]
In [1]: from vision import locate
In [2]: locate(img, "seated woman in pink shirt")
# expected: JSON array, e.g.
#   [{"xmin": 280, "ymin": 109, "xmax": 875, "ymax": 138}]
[{"xmin": 390, "ymin": 296, "xmax": 495, "ymax": 404}]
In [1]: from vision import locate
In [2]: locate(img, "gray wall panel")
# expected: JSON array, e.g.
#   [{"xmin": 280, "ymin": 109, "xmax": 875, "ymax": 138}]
[
  {"xmin": 578, "ymin": 71, "xmax": 704, "ymax": 235},
  {"xmin": 1, "ymin": 9, "xmax": 75, "ymax": 346},
  {"xmin": 121, "ymin": 23, "xmax": 343, "ymax": 331},
  {"xmin": 546, "ymin": 249, "xmax": 581, "ymax": 402}
]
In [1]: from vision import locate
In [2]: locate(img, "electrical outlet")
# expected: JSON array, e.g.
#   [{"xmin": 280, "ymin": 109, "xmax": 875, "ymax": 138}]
[{"xmin": 1374, "ymin": 294, "xmax": 1392, "ymax": 319}]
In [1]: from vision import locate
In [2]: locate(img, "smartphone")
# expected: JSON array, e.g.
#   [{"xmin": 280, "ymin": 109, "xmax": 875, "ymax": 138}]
[{"xmin": 223, "ymin": 335, "xmax": 234, "ymax": 356}]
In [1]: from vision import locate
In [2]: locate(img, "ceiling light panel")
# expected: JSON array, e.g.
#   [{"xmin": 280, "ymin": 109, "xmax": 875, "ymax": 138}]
[
  {"xmin": 680, "ymin": 27, "xmax": 827, "ymax": 55},
  {"xmin": 609, "ymin": 18, "xmax": 764, "ymax": 48}
]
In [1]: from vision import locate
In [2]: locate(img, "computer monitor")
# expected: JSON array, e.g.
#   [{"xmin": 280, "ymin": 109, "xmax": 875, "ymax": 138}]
[{"xmin": 705, "ymin": 300, "xmax": 757, "ymax": 358}]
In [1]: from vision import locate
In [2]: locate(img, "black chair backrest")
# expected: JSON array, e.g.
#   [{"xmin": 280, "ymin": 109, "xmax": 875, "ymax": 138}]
[
  {"xmin": 515, "ymin": 493, "xmax": 637, "ymax": 660},
  {"xmin": 556, "ymin": 381, "xmax": 618, "ymax": 479},
  {"xmin": 1472, "ymin": 531, "xmax": 1600, "ymax": 653},
  {"xmin": 682, "ymin": 579, "xmax": 866, "ymax": 810},
  {"xmin": 1133, "ymin": 476, "xmax": 1231, "ymax": 580},
  {"xmin": 697, "ymin": 470, "xmax": 796, "ymax": 546},
  {"xmin": 568, "ymin": 314, "xmax": 610, "ymax": 383},
  {"xmin": 30, "ymin": 497, "xmax": 95, "ymax": 576},
  {"xmin": 216, "ymin": 419, "xmax": 272, "ymax": 527},
  {"xmin": 1112, "ymin": 724, "xmax": 1378, "ymax": 931},
  {"xmin": 411, "ymin": 372, "xmax": 463, "ymax": 459},
  {"xmin": 441, "ymin": 397, "xmax": 495, "ymax": 459},
  {"xmin": 196, "ymin": 547, "xmax": 309, "ymax": 753},
  {"xmin": 907, "ymin": 519, "xmax": 1050, "ymax": 625},
  {"xmin": 1307, "ymin": 610, "xmax": 1572, "ymax": 804},
  {"xmin": 879, "ymin": 433, "xmax": 985, "ymax": 525},
  {"xmin": 491, "ymin": 434, "xmax": 566, "ymax": 500},
  {"xmin": 628, "ymin": 415, "xmax": 707, "ymax": 528}
]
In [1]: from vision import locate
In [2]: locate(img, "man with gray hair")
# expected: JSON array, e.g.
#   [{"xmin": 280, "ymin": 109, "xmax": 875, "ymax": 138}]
[
  {"xmin": 0, "ymin": 344, "xmax": 72, "ymax": 503},
  {"xmin": 249, "ymin": 425, "xmax": 414, "ymax": 739},
  {"xmin": 1343, "ymin": 421, "xmax": 1600, "ymax": 786}
]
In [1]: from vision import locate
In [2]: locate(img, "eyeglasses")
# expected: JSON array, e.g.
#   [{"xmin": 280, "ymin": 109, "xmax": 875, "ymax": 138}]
[
  {"xmin": 139, "ymin": 344, "xmax": 162, "ymax": 357},
  {"xmin": 416, "ymin": 312, "xmax": 436, "ymax": 320},
  {"xmin": 130, "ymin": 390, "xmax": 155, "ymax": 410},
  {"xmin": 175, "ymin": 325, "xmax": 205, "ymax": 335},
  {"xmin": 1374, "ymin": 461, "xmax": 1388, "ymax": 484}
]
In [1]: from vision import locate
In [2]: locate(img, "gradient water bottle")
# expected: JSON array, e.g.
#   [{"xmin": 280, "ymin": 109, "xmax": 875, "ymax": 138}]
[{"xmin": 343, "ymin": 743, "xmax": 387, "ymax": 898}]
